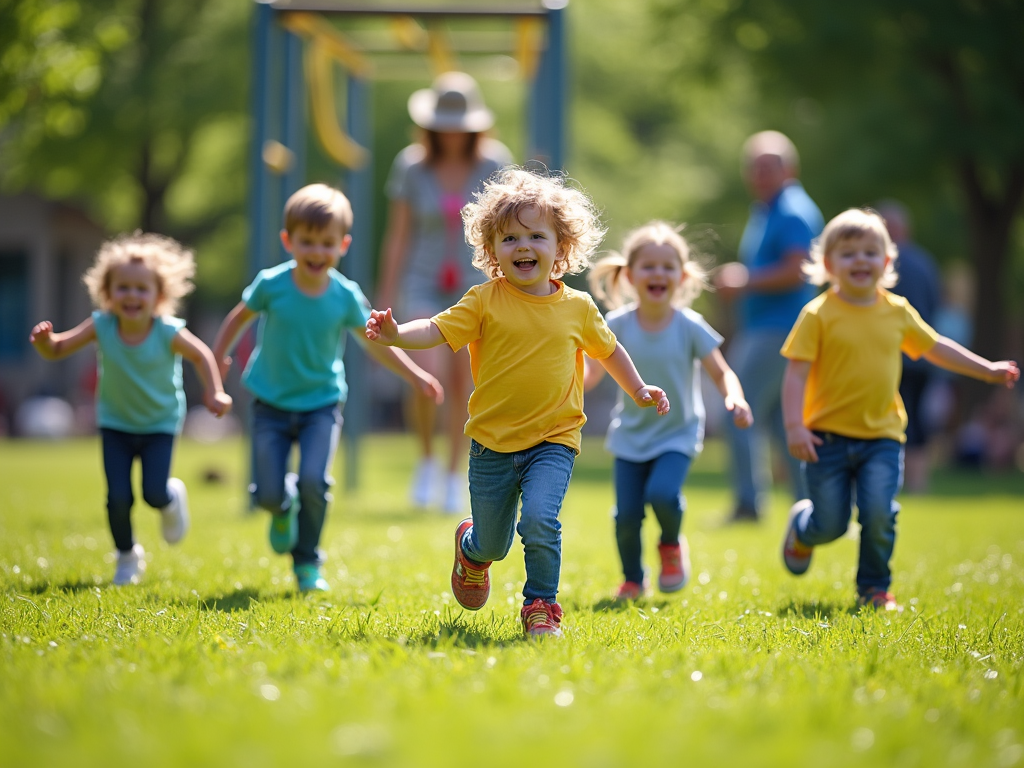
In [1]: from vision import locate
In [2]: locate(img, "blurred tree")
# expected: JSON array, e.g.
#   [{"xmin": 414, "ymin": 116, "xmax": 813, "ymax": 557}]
[
  {"xmin": 0, "ymin": 0, "xmax": 250, "ymax": 304},
  {"xmin": 651, "ymin": 0, "xmax": 1024, "ymax": 363}
]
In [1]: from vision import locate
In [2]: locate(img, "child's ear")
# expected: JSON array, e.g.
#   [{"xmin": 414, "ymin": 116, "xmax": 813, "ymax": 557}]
[
  {"xmin": 338, "ymin": 233, "xmax": 353, "ymax": 256},
  {"xmin": 279, "ymin": 229, "xmax": 292, "ymax": 253}
]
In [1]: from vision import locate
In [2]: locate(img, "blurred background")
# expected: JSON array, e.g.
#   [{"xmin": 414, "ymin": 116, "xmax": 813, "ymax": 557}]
[{"xmin": 1, "ymin": 0, "xmax": 1022, "ymax": 474}]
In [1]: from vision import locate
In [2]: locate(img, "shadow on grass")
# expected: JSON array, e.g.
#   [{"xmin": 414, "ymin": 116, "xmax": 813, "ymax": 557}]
[
  {"xmin": 192, "ymin": 587, "xmax": 269, "ymax": 612},
  {"xmin": 590, "ymin": 597, "xmax": 674, "ymax": 612},
  {"xmin": 24, "ymin": 578, "xmax": 102, "ymax": 594},
  {"xmin": 777, "ymin": 599, "xmax": 856, "ymax": 619}
]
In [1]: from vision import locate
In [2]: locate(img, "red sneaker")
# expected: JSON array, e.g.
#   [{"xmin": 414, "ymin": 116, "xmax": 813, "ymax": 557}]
[
  {"xmin": 451, "ymin": 518, "xmax": 491, "ymax": 610},
  {"xmin": 857, "ymin": 587, "xmax": 902, "ymax": 612},
  {"xmin": 657, "ymin": 536, "xmax": 691, "ymax": 592},
  {"xmin": 782, "ymin": 500, "xmax": 814, "ymax": 575},
  {"xmin": 521, "ymin": 599, "xmax": 563, "ymax": 638},
  {"xmin": 615, "ymin": 580, "xmax": 648, "ymax": 601}
]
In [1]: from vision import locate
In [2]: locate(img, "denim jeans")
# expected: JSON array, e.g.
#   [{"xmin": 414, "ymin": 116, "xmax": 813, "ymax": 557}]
[
  {"xmin": 462, "ymin": 440, "xmax": 576, "ymax": 604},
  {"xmin": 251, "ymin": 400, "xmax": 342, "ymax": 566},
  {"xmin": 793, "ymin": 432, "xmax": 904, "ymax": 592},
  {"xmin": 100, "ymin": 429, "xmax": 175, "ymax": 552},
  {"xmin": 725, "ymin": 330, "xmax": 807, "ymax": 514},
  {"xmin": 613, "ymin": 452, "xmax": 692, "ymax": 584}
]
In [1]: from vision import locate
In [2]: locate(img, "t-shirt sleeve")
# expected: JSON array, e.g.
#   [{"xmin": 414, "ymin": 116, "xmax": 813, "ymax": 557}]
[
  {"xmin": 242, "ymin": 271, "xmax": 269, "ymax": 312},
  {"xmin": 163, "ymin": 316, "xmax": 186, "ymax": 346},
  {"xmin": 342, "ymin": 279, "xmax": 373, "ymax": 328},
  {"xmin": 776, "ymin": 212, "xmax": 815, "ymax": 257},
  {"xmin": 781, "ymin": 307, "xmax": 819, "ymax": 361},
  {"xmin": 431, "ymin": 288, "xmax": 483, "ymax": 352},
  {"xmin": 685, "ymin": 310, "xmax": 724, "ymax": 359},
  {"xmin": 385, "ymin": 145, "xmax": 424, "ymax": 201},
  {"xmin": 581, "ymin": 299, "xmax": 618, "ymax": 360},
  {"xmin": 900, "ymin": 302, "xmax": 940, "ymax": 359}
]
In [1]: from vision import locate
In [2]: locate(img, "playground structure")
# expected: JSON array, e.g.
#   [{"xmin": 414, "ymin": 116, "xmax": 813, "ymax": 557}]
[{"xmin": 247, "ymin": 1, "xmax": 568, "ymax": 487}]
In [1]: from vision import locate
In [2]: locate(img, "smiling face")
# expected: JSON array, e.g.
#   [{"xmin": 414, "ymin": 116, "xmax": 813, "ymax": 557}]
[
  {"xmin": 626, "ymin": 242, "xmax": 685, "ymax": 309},
  {"xmin": 826, "ymin": 233, "xmax": 890, "ymax": 303},
  {"xmin": 281, "ymin": 222, "xmax": 351, "ymax": 289},
  {"xmin": 107, "ymin": 260, "xmax": 161, "ymax": 326},
  {"xmin": 490, "ymin": 205, "xmax": 559, "ymax": 296}
]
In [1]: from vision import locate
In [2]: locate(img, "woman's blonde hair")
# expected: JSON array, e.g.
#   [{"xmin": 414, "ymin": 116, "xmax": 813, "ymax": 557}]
[
  {"xmin": 83, "ymin": 232, "xmax": 196, "ymax": 316},
  {"xmin": 804, "ymin": 208, "xmax": 899, "ymax": 288},
  {"xmin": 588, "ymin": 221, "xmax": 707, "ymax": 310},
  {"xmin": 462, "ymin": 166, "xmax": 605, "ymax": 279}
]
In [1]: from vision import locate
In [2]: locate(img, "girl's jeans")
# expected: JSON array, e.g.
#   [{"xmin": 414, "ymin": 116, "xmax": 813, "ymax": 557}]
[
  {"xmin": 613, "ymin": 451, "xmax": 692, "ymax": 584},
  {"xmin": 462, "ymin": 440, "xmax": 576, "ymax": 604},
  {"xmin": 101, "ymin": 429, "xmax": 175, "ymax": 552},
  {"xmin": 794, "ymin": 432, "xmax": 904, "ymax": 593},
  {"xmin": 251, "ymin": 400, "xmax": 342, "ymax": 567}
]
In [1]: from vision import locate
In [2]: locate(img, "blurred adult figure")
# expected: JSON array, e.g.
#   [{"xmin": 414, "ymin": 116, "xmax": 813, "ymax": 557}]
[
  {"xmin": 713, "ymin": 131, "xmax": 822, "ymax": 522},
  {"xmin": 378, "ymin": 72, "xmax": 512, "ymax": 513},
  {"xmin": 878, "ymin": 200, "xmax": 943, "ymax": 493}
]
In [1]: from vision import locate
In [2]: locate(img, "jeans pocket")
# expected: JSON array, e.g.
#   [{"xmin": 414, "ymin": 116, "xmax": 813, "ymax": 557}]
[{"xmin": 469, "ymin": 440, "xmax": 487, "ymax": 458}]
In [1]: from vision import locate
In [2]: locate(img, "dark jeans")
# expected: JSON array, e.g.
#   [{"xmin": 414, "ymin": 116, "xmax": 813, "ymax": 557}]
[
  {"xmin": 613, "ymin": 452, "xmax": 692, "ymax": 584},
  {"xmin": 251, "ymin": 400, "xmax": 342, "ymax": 566},
  {"xmin": 795, "ymin": 432, "xmax": 904, "ymax": 593},
  {"xmin": 100, "ymin": 428, "xmax": 175, "ymax": 552}
]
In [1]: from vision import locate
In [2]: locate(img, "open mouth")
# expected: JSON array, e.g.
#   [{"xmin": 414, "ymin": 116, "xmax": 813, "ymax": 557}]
[
  {"xmin": 512, "ymin": 258, "xmax": 537, "ymax": 271},
  {"xmin": 646, "ymin": 284, "xmax": 668, "ymax": 297}
]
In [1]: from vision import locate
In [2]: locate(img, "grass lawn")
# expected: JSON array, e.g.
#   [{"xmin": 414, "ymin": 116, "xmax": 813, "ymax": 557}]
[{"xmin": 1, "ymin": 434, "xmax": 1022, "ymax": 768}]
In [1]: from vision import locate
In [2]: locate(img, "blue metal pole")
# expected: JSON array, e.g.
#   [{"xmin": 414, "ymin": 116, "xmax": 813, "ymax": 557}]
[
  {"xmin": 247, "ymin": 1, "xmax": 274, "ymax": 281},
  {"xmin": 528, "ymin": 4, "xmax": 566, "ymax": 172},
  {"xmin": 281, "ymin": 28, "xmax": 307, "ymax": 255}
]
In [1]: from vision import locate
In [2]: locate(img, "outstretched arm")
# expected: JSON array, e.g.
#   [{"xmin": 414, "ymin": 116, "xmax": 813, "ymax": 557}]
[
  {"xmin": 923, "ymin": 336, "xmax": 1019, "ymax": 388},
  {"xmin": 356, "ymin": 335, "xmax": 444, "ymax": 404},
  {"xmin": 29, "ymin": 318, "xmax": 96, "ymax": 361},
  {"xmin": 782, "ymin": 359, "xmax": 822, "ymax": 463},
  {"xmin": 172, "ymin": 329, "xmax": 233, "ymax": 417},
  {"xmin": 211, "ymin": 302, "xmax": 258, "ymax": 380},
  {"xmin": 595, "ymin": 343, "xmax": 670, "ymax": 415},
  {"xmin": 582, "ymin": 354, "xmax": 606, "ymax": 392},
  {"xmin": 365, "ymin": 308, "xmax": 446, "ymax": 350},
  {"xmin": 701, "ymin": 348, "xmax": 753, "ymax": 428}
]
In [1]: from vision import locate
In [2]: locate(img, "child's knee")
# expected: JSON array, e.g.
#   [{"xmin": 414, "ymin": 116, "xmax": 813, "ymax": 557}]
[
  {"xmin": 251, "ymin": 484, "xmax": 286, "ymax": 513},
  {"xmin": 296, "ymin": 472, "xmax": 329, "ymax": 500},
  {"xmin": 858, "ymin": 501, "xmax": 898, "ymax": 541},
  {"xmin": 517, "ymin": 511, "xmax": 560, "ymax": 545}
]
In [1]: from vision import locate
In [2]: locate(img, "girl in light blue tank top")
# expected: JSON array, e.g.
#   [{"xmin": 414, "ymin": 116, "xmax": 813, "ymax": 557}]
[
  {"xmin": 29, "ymin": 233, "xmax": 231, "ymax": 586},
  {"xmin": 585, "ymin": 222, "xmax": 754, "ymax": 601}
]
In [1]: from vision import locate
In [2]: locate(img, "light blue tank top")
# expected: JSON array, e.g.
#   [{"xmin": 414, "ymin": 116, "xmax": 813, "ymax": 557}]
[{"xmin": 93, "ymin": 311, "xmax": 186, "ymax": 434}]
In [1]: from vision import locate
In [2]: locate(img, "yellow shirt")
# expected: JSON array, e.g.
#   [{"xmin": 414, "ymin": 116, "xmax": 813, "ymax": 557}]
[
  {"xmin": 432, "ymin": 278, "xmax": 618, "ymax": 453},
  {"xmin": 781, "ymin": 289, "xmax": 939, "ymax": 442}
]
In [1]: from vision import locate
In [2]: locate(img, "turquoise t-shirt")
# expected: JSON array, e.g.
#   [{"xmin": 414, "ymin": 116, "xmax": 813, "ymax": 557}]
[
  {"xmin": 242, "ymin": 261, "xmax": 372, "ymax": 412},
  {"xmin": 604, "ymin": 305, "xmax": 723, "ymax": 463},
  {"xmin": 93, "ymin": 311, "xmax": 186, "ymax": 435}
]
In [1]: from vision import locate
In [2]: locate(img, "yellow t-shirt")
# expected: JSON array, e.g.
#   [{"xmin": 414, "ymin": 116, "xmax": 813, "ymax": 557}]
[
  {"xmin": 432, "ymin": 278, "xmax": 618, "ymax": 453},
  {"xmin": 781, "ymin": 289, "xmax": 939, "ymax": 442}
]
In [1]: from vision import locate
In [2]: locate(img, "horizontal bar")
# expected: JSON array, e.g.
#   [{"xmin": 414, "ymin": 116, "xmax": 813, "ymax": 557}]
[{"xmin": 267, "ymin": 1, "xmax": 550, "ymax": 18}]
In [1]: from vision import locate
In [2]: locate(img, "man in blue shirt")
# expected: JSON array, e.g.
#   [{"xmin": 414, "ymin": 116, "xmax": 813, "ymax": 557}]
[{"xmin": 714, "ymin": 131, "xmax": 823, "ymax": 522}]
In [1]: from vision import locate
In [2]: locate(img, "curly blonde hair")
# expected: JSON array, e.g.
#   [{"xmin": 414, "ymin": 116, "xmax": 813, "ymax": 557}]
[
  {"xmin": 83, "ymin": 232, "xmax": 196, "ymax": 316},
  {"xmin": 588, "ymin": 221, "xmax": 707, "ymax": 310},
  {"xmin": 462, "ymin": 167, "xmax": 605, "ymax": 279},
  {"xmin": 804, "ymin": 208, "xmax": 899, "ymax": 288}
]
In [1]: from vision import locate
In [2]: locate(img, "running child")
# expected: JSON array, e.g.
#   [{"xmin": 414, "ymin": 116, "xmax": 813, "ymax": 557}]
[
  {"xmin": 212, "ymin": 183, "xmax": 442, "ymax": 593},
  {"xmin": 780, "ymin": 208, "xmax": 1019, "ymax": 609},
  {"xmin": 366, "ymin": 167, "xmax": 671, "ymax": 637},
  {"xmin": 29, "ymin": 233, "xmax": 232, "ymax": 585},
  {"xmin": 586, "ymin": 221, "xmax": 753, "ymax": 600}
]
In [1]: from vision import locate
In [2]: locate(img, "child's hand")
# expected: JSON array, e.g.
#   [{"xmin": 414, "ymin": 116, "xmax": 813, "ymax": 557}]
[
  {"xmin": 205, "ymin": 390, "xmax": 233, "ymax": 418},
  {"xmin": 988, "ymin": 360, "xmax": 1020, "ymax": 388},
  {"xmin": 29, "ymin": 321, "xmax": 54, "ymax": 350},
  {"xmin": 725, "ymin": 395, "xmax": 754, "ymax": 429},
  {"xmin": 416, "ymin": 371, "xmax": 444, "ymax": 405},
  {"xmin": 366, "ymin": 308, "xmax": 399, "ymax": 345},
  {"xmin": 633, "ymin": 385, "xmax": 670, "ymax": 415},
  {"xmin": 786, "ymin": 424, "xmax": 822, "ymax": 463}
]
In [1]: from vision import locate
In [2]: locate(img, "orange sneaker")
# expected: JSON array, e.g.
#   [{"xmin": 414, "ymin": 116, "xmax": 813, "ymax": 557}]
[
  {"xmin": 657, "ymin": 536, "xmax": 691, "ymax": 592},
  {"xmin": 521, "ymin": 599, "xmax": 563, "ymax": 638},
  {"xmin": 857, "ymin": 587, "xmax": 902, "ymax": 612},
  {"xmin": 451, "ymin": 518, "xmax": 491, "ymax": 610},
  {"xmin": 782, "ymin": 500, "xmax": 814, "ymax": 575},
  {"xmin": 615, "ymin": 580, "xmax": 648, "ymax": 601}
]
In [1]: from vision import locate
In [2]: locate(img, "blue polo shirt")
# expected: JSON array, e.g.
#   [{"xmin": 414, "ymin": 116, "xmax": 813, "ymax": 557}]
[{"xmin": 737, "ymin": 181, "xmax": 823, "ymax": 332}]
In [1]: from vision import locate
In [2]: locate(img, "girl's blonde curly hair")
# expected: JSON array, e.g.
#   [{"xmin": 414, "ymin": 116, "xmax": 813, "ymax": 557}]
[
  {"xmin": 83, "ymin": 232, "xmax": 196, "ymax": 316},
  {"xmin": 804, "ymin": 208, "xmax": 899, "ymax": 288},
  {"xmin": 588, "ymin": 221, "xmax": 707, "ymax": 310},
  {"xmin": 462, "ymin": 167, "xmax": 605, "ymax": 279}
]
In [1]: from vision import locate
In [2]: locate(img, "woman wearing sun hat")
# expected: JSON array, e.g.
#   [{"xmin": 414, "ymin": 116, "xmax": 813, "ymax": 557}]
[{"xmin": 378, "ymin": 71, "xmax": 512, "ymax": 514}]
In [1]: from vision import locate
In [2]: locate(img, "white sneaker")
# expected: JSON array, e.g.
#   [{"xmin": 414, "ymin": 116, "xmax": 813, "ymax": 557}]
[
  {"xmin": 113, "ymin": 544, "xmax": 145, "ymax": 585},
  {"xmin": 160, "ymin": 477, "xmax": 190, "ymax": 544},
  {"xmin": 442, "ymin": 472, "xmax": 468, "ymax": 515},
  {"xmin": 410, "ymin": 458, "xmax": 439, "ymax": 508}
]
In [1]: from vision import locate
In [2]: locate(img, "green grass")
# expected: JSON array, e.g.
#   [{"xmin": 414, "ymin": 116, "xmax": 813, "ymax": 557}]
[{"xmin": 1, "ymin": 435, "xmax": 1023, "ymax": 768}]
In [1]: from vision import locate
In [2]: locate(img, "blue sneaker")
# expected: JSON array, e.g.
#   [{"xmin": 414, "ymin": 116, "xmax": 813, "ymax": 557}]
[
  {"xmin": 294, "ymin": 563, "xmax": 329, "ymax": 592},
  {"xmin": 269, "ymin": 473, "xmax": 299, "ymax": 554}
]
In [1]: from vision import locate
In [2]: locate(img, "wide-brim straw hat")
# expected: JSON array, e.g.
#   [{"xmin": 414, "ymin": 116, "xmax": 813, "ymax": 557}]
[{"xmin": 408, "ymin": 71, "xmax": 495, "ymax": 133}]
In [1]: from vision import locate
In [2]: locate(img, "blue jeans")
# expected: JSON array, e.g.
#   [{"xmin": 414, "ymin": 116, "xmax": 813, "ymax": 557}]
[
  {"xmin": 725, "ymin": 329, "xmax": 807, "ymax": 514},
  {"xmin": 100, "ymin": 429, "xmax": 175, "ymax": 552},
  {"xmin": 614, "ymin": 452, "xmax": 692, "ymax": 584},
  {"xmin": 251, "ymin": 400, "xmax": 342, "ymax": 566},
  {"xmin": 793, "ymin": 433, "xmax": 904, "ymax": 593},
  {"xmin": 462, "ymin": 440, "xmax": 576, "ymax": 604}
]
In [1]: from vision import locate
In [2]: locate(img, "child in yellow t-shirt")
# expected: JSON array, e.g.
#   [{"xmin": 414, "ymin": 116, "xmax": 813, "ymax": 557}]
[
  {"xmin": 366, "ymin": 167, "xmax": 670, "ymax": 637},
  {"xmin": 780, "ymin": 209, "xmax": 1019, "ymax": 610}
]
